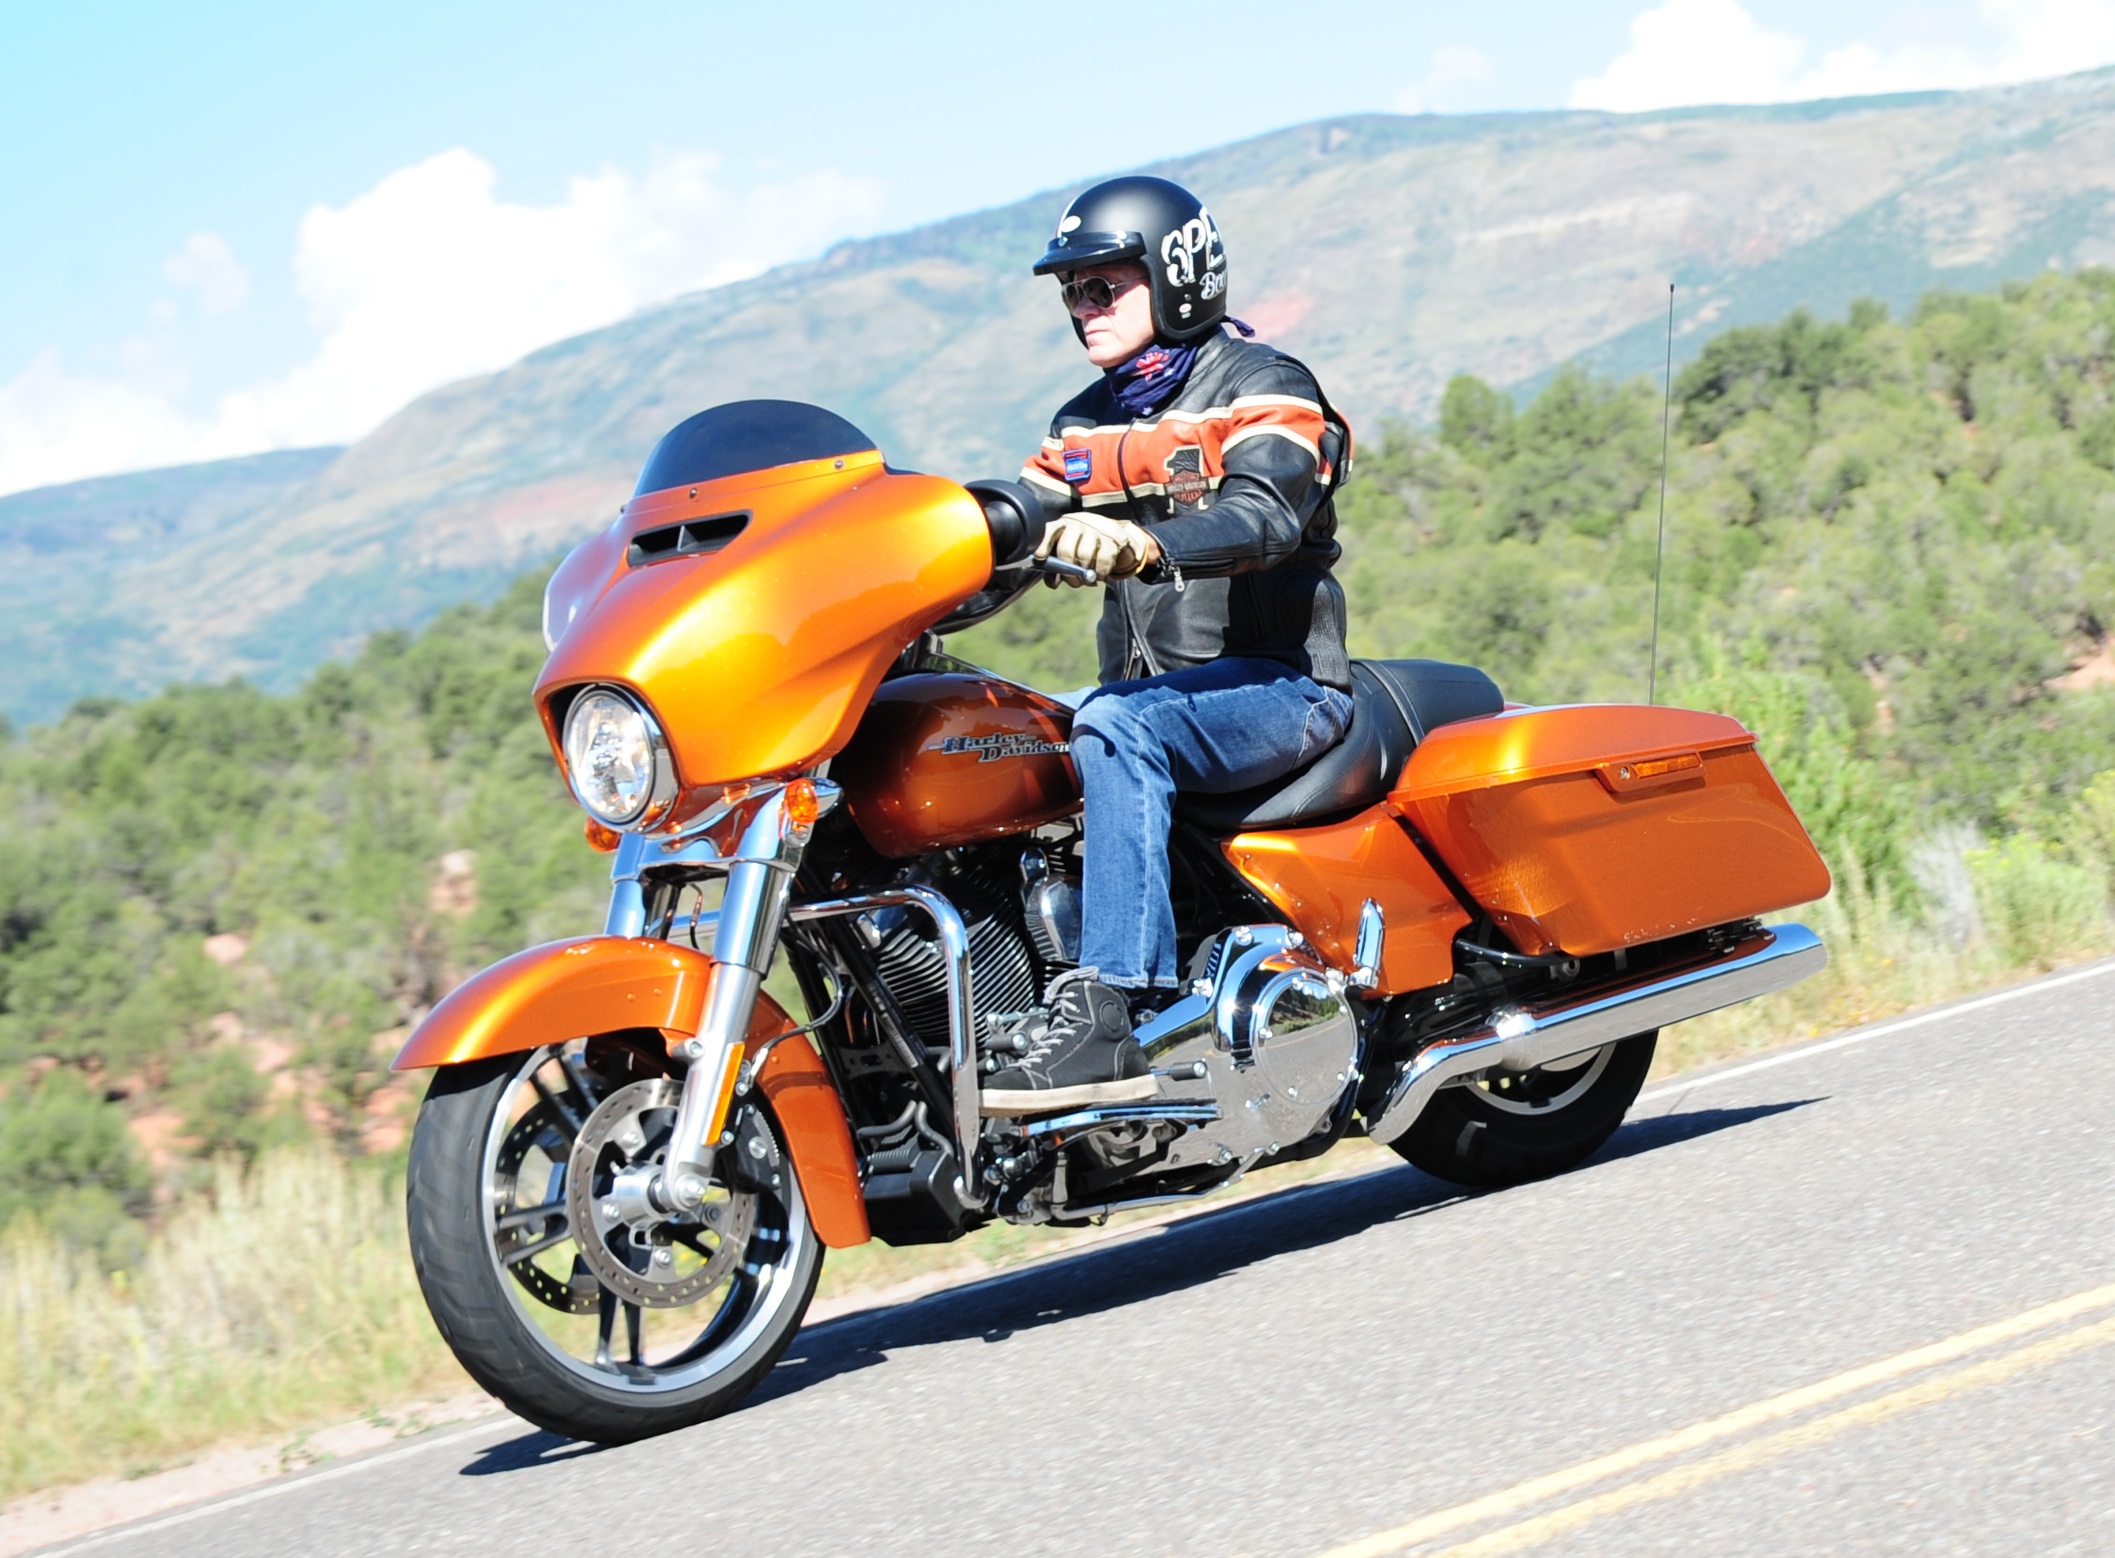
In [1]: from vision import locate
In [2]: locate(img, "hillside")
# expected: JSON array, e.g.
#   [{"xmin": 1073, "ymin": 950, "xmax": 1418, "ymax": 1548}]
[{"xmin": 16, "ymin": 71, "xmax": 2115, "ymax": 721}]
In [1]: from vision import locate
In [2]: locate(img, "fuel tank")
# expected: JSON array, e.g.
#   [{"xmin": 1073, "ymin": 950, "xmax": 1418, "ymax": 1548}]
[{"xmin": 834, "ymin": 672, "xmax": 1080, "ymax": 858}]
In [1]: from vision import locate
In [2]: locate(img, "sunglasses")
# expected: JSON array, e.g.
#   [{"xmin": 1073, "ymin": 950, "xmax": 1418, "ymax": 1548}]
[{"xmin": 1060, "ymin": 273, "xmax": 1143, "ymax": 313}]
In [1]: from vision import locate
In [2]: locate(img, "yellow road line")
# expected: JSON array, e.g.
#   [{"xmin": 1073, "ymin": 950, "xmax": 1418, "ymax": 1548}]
[
  {"xmin": 1434, "ymin": 1311, "xmax": 2115, "ymax": 1557},
  {"xmin": 1314, "ymin": 1280, "xmax": 2115, "ymax": 1558}
]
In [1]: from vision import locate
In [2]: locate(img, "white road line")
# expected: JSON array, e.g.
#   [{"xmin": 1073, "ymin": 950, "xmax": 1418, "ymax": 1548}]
[
  {"xmin": 1638, "ymin": 956, "xmax": 2115, "ymax": 1106},
  {"xmin": 38, "ymin": 1417, "xmax": 513, "ymax": 1556}
]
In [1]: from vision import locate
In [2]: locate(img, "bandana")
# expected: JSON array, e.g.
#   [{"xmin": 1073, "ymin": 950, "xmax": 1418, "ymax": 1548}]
[
  {"xmin": 1104, "ymin": 320, "xmax": 1257, "ymax": 419},
  {"xmin": 1106, "ymin": 340, "xmax": 1200, "ymax": 419}
]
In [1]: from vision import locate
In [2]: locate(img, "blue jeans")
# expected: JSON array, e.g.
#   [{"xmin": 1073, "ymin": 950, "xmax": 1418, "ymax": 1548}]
[{"xmin": 1071, "ymin": 658, "xmax": 1354, "ymax": 989}]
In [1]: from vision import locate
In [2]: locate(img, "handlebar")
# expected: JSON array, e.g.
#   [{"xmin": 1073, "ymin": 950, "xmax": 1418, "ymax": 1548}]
[{"xmin": 1038, "ymin": 556, "xmax": 1099, "ymax": 586}]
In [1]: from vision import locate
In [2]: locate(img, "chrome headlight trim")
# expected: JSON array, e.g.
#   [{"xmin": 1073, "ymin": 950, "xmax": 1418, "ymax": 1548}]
[{"xmin": 560, "ymin": 685, "xmax": 678, "ymax": 830}]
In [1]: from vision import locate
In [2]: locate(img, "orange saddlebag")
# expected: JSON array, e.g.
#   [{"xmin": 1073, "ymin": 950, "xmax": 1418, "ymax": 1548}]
[{"xmin": 1388, "ymin": 706, "xmax": 1830, "ymax": 957}]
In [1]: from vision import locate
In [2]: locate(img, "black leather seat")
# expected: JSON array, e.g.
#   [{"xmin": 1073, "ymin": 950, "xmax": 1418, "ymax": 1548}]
[{"xmin": 1177, "ymin": 659, "xmax": 1504, "ymax": 832}]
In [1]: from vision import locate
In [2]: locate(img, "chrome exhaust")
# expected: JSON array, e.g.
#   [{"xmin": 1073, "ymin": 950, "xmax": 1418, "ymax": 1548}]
[{"xmin": 1365, "ymin": 923, "xmax": 1826, "ymax": 1147}]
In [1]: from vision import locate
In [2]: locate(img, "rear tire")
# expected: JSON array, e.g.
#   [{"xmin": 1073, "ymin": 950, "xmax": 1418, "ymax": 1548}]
[
  {"xmin": 1387, "ymin": 1031, "xmax": 1656, "ymax": 1189},
  {"xmin": 407, "ymin": 1048, "xmax": 823, "ymax": 1445}
]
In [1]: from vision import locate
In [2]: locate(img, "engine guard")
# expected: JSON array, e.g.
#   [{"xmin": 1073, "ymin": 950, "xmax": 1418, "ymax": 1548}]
[{"xmin": 394, "ymin": 936, "xmax": 869, "ymax": 1248}]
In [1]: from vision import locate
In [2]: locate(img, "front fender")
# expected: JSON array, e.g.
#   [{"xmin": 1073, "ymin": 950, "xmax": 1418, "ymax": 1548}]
[
  {"xmin": 396, "ymin": 936, "xmax": 870, "ymax": 1248},
  {"xmin": 394, "ymin": 937, "xmax": 713, "ymax": 1071}
]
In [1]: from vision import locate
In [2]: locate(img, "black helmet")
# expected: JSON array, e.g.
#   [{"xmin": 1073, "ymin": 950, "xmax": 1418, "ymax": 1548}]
[{"xmin": 1032, "ymin": 175, "xmax": 1227, "ymax": 343}]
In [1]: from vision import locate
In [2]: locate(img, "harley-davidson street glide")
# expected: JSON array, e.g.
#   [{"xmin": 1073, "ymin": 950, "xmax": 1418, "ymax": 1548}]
[{"xmin": 399, "ymin": 399, "xmax": 1831, "ymax": 1442}]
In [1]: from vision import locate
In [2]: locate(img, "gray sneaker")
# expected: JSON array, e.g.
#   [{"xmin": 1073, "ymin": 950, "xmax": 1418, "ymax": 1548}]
[{"xmin": 979, "ymin": 969, "xmax": 1158, "ymax": 1116}]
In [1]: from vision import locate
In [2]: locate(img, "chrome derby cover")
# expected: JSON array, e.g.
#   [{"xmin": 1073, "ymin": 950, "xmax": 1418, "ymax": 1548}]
[{"xmin": 1136, "ymin": 927, "xmax": 1359, "ymax": 1169}]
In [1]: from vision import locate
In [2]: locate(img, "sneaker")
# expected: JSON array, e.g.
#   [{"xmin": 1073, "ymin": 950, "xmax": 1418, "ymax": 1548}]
[{"xmin": 979, "ymin": 969, "xmax": 1159, "ymax": 1116}]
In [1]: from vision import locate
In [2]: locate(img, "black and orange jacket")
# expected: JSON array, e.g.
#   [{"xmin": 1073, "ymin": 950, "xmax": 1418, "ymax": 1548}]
[{"xmin": 1017, "ymin": 332, "xmax": 1353, "ymax": 690}]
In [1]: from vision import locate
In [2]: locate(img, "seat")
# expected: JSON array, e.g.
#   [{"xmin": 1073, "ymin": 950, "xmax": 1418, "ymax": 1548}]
[{"xmin": 1176, "ymin": 659, "xmax": 1504, "ymax": 832}]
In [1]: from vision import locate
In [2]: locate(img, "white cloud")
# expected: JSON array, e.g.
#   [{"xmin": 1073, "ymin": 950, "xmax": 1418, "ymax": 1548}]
[
  {"xmin": 1572, "ymin": 0, "xmax": 2115, "ymax": 113},
  {"xmin": 0, "ymin": 148, "xmax": 885, "ymax": 496},
  {"xmin": 162, "ymin": 232, "xmax": 251, "ymax": 315},
  {"xmin": 0, "ymin": 350, "xmax": 259, "ymax": 492},
  {"xmin": 1394, "ymin": 45, "xmax": 1495, "ymax": 114},
  {"xmin": 1571, "ymin": 0, "xmax": 1806, "ymax": 110}
]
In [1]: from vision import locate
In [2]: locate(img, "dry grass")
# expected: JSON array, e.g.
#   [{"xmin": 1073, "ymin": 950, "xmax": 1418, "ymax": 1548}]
[
  {"xmin": 0, "ymin": 1150, "xmax": 463, "ymax": 1501},
  {"xmin": 1657, "ymin": 881, "xmax": 2114, "ymax": 1078},
  {"xmin": 5, "ymin": 884, "xmax": 2109, "ymax": 1501}
]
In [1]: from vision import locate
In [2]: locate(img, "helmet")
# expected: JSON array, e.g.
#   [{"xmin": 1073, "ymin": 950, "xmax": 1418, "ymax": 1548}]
[{"xmin": 1032, "ymin": 175, "xmax": 1227, "ymax": 343}]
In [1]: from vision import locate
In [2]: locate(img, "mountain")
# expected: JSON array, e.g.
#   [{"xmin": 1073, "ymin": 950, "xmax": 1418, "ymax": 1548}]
[{"xmin": 14, "ymin": 67, "xmax": 2115, "ymax": 722}]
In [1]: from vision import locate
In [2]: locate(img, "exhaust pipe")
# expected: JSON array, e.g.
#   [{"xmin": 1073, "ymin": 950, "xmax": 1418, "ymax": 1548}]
[{"xmin": 1365, "ymin": 923, "xmax": 1826, "ymax": 1146}]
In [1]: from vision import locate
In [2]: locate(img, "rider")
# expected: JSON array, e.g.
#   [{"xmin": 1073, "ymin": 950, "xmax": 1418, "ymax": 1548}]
[{"xmin": 979, "ymin": 175, "xmax": 1354, "ymax": 1115}]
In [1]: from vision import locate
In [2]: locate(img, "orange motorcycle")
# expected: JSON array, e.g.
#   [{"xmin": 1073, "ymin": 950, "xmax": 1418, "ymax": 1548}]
[{"xmin": 399, "ymin": 399, "xmax": 1830, "ymax": 1442}]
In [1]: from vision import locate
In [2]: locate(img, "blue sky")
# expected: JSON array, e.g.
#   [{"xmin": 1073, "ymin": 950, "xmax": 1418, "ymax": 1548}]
[{"xmin": 3, "ymin": 0, "xmax": 2104, "ymax": 495}]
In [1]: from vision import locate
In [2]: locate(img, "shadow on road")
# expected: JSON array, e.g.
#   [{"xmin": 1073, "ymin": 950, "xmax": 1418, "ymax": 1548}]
[
  {"xmin": 1594, "ymin": 1097, "xmax": 1815, "ymax": 1166},
  {"xmin": 459, "ymin": 1432, "xmax": 609, "ymax": 1478},
  {"xmin": 761, "ymin": 1095, "xmax": 1815, "ymax": 1398},
  {"xmin": 459, "ymin": 1094, "xmax": 1811, "ymax": 1474}
]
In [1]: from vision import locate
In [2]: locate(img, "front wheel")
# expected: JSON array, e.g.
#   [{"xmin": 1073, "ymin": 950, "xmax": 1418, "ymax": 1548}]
[
  {"xmin": 406, "ymin": 1038, "xmax": 822, "ymax": 1444},
  {"xmin": 1385, "ymin": 1031, "xmax": 1656, "ymax": 1189}
]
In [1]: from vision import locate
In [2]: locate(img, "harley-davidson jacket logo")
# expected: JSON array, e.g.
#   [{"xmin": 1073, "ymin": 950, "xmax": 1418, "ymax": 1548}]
[
  {"xmin": 931, "ymin": 732, "xmax": 1070, "ymax": 763},
  {"xmin": 1165, "ymin": 446, "xmax": 1209, "ymax": 507}
]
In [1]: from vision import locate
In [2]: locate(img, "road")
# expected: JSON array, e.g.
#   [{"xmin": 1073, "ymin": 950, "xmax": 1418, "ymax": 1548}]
[{"xmin": 47, "ymin": 960, "xmax": 2115, "ymax": 1557}]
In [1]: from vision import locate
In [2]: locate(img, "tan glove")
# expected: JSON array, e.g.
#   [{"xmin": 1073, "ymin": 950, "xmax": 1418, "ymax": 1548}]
[{"xmin": 1035, "ymin": 513, "xmax": 1159, "ymax": 581}]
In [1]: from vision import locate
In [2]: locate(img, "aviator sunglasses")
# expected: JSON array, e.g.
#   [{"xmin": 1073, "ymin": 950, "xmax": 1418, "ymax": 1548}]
[{"xmin": 1060, "ymin": 272, "xmax": 1143, "ymax": 313}]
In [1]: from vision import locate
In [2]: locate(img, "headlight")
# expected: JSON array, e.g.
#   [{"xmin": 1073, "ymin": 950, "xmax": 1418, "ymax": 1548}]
[{"xmin": 561, "ymin": 687, "xmax": 670, "ymax": 827}]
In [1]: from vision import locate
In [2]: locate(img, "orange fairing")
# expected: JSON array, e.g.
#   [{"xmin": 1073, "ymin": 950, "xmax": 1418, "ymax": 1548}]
[
  {"xmin": 1390, "ymin": 705, "xmax": 1832, "ymax": 956},
  {"xmin": 537, "ymin": 452, "xmax": 991, "ymax": 803},
  {"xmin": 391, "ymin": 937, "xmax": 869, "ymax": 1249},
  {"xmin": 1223, "ymin": 806, "xmax": 1468, "ymax": 995}
]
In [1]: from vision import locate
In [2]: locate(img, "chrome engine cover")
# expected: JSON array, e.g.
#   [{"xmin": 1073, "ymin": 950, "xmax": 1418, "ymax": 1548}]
[{"xmin": 1134, "ymin": 927, "xmax": 1359, "ymax": 1170}]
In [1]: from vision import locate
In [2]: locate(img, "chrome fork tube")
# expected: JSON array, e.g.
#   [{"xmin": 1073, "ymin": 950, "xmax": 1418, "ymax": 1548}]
[{"xmin": 658, "ymin": 789, "xmax": 806, "ymax": 1209}]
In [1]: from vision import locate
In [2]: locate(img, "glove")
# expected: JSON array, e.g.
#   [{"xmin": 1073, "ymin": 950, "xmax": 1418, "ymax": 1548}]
[{"xmin": 1035, "ymin": 513, "xmax": 1159, "ymax": 581}]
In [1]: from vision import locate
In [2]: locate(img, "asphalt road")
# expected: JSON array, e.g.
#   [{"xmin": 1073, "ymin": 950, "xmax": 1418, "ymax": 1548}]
[{"xmin": 50, "ymin": 960, "xmax": 2115, "ymax": 1557}]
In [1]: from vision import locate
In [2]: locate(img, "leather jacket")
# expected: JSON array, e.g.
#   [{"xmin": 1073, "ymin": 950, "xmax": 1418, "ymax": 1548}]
[{"xmin": 1016, "ymin": 332, "xmax": 1352, "ymax": 690}]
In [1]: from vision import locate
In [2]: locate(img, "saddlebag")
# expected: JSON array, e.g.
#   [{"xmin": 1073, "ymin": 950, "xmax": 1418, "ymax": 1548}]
[{"xmin": 1387, "ymin": 705, "xmax": 1830, "ymax": 956}]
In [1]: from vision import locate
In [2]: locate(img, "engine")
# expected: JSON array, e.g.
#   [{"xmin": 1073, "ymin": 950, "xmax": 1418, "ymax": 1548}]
[{"xmin": 858, "ymin": 838, "xmax": 1082, "ymax": 1052}]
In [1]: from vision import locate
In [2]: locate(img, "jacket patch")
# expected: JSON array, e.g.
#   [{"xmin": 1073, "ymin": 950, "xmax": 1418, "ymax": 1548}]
[
  {"xmin": 1165, "ymin": 447, "xmax": 1209, "ymax": 507},
  {"xmin": 1063, "ymin": 448, "xmax": 1092, "ymax": 484}
]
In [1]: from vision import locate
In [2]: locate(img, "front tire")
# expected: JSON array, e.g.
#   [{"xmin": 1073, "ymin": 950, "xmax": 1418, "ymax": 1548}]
[
  {"xmin": 1386, "ymin": 1031, "xmax": 1656, "ymax": 1189},
  {"xmin": 406, "ymin": 1044, "xmax": 822, "ymax": 1444}
]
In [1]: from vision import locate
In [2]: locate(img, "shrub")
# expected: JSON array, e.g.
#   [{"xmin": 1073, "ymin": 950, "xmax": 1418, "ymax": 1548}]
[{"xmin": 1966, "ymin": 835, "xmax": 2108, "ymax": 966}]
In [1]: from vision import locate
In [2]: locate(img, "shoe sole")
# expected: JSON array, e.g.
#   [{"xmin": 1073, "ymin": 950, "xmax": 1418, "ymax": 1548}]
[{"xmin": 978, "ymin": 1075, "xmax": 1160, "ymax": 1117}]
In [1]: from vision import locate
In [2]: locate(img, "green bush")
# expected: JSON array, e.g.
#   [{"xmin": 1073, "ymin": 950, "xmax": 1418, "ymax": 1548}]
[
  {"xmin": 1967, "ymin": 836, "xmax": 2108, "ymax": 966},
  {"xmin": 0, "ymin": 1070, "xmax": 150, "ymax": 1264}
]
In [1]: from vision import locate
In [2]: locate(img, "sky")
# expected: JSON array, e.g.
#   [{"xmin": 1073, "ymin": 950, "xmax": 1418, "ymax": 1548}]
[{"xmin": 5, "ymin": 0, "xmax": 2115, "ymax": 498}]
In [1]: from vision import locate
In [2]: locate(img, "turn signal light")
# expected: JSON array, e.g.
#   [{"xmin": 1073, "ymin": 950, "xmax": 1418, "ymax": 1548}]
[
  {"xmin": 1619, "ymin": 753, "xmax": 1701, "ymax": 781},
  {"xmin": 1596, "ymin": 751, "xmax": 1705, "ymax": 795},
  {"xmin": 583, "ymin": 819, "xmax": 622, "ymax": 852},
  {"xmin": 783, "ymin": 778, "xmax": 820, "ymax": 832}
]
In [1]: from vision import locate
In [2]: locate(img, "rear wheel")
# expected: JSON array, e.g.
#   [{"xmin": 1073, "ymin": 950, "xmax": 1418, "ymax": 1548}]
[
  {"xmin": 406, "ymin": 1039, "xmax": 822, "ymax": 1444},
  {"xmin": 1386, "ymin": 1031, "xmax": 1656, "ymax": 1188}
]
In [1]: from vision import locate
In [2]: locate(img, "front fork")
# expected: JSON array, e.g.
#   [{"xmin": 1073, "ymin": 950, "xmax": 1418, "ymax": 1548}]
[{"xmin": 606, "ymin": 785, "xmax": 811, "ymax": 1215}]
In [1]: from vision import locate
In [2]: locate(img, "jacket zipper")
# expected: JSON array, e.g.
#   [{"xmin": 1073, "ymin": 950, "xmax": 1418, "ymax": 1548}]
[{"xmin": 1113, "ymin": 424, "xmax": 1164, "ymax": 680}]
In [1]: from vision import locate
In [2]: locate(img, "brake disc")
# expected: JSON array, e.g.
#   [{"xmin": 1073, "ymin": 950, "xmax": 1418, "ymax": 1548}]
[
  {"xmin": 564, "ymin": 1077, "xmax": 757, "ymax": 1309},
  {"xmin": 492, "ymin": 1096, "xmax": 601, "ymax": 1315}
]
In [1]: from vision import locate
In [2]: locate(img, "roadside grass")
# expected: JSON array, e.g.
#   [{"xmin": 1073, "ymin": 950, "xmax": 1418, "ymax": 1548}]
[
  {"xmin": 0, "ymin": 1149, "xmax": 462, "ymax": 1502},
  {"xmin": 5, "ymin": 889, "xmax": 2111, "ymax": 1503},
  {"xmin": 1658, "ymin": 871, "xmax": 2115, "ymax": 1077}
]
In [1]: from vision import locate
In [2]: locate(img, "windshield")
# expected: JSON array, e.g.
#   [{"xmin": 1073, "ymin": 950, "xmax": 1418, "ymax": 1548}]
[{"xmin": 632, "ymin": 399, "xmax": 878, "ymax": 496}]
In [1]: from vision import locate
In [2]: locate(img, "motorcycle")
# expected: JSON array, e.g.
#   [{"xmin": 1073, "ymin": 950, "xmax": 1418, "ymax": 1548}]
[{"xmin": 398, "ymin": 398, "xmax": 1831, "ymax": 1443}]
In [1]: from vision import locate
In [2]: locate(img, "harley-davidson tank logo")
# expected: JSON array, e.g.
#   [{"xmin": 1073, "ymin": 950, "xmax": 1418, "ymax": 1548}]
[{"xmin": 931, "ymin": 732, "xmax": 1071, "ymax": 763}]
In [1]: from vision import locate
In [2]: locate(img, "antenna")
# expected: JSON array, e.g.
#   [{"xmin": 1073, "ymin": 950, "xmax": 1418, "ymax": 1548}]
[{"xmin": 1647, "ymin": 282, "xmax": 1674, "ymax": 706}]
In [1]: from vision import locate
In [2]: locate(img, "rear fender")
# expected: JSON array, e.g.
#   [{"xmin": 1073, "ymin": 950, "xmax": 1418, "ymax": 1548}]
[{"xmin": 395, "ymin": 936, "xmax": 870, "ymax": 1248}]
